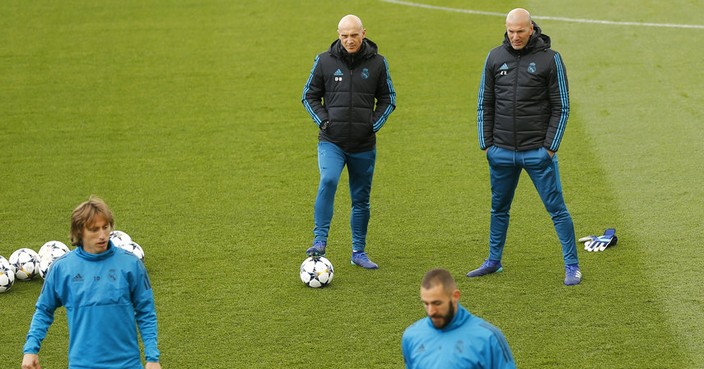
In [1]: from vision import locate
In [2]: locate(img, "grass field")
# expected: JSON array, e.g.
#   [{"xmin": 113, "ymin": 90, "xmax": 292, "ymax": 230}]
[{"xmin": 1, "ymin": 1, "xmax": 703, "ymax": 368}]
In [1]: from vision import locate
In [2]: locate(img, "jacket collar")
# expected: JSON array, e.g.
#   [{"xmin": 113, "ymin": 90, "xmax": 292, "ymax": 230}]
[
  {"xmin": 426, "ymin": 303, "xmax": 472, "ymax": 332},
  {"xmin": 329, "ymin": 38, "xmax": 378, "ymax": 61},
  {"xmin": 76, "ymin": 240, "xmax": 116, "ymax": 261},
  {"xmin": 502, "ymin": 21, "xmax": 551, "ymax": 54}
]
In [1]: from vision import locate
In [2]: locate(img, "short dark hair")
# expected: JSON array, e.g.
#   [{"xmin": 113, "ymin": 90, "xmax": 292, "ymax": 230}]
[
  {"xmin": 69, "ymin": 196, "xmax": 114, "ymax": 246},
  {"xmin": 421, "ymin": 268, "xmax": 456, "ymax": 294}
]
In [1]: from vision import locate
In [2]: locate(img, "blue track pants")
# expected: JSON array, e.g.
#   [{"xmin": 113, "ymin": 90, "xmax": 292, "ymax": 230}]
[
  {"xmin": 314, "ymin": 142, "xmax": 376, "ymax": 252},
  {"xmin": 487, "ymin": 146, "xmax": 578, "ymax": 265}
]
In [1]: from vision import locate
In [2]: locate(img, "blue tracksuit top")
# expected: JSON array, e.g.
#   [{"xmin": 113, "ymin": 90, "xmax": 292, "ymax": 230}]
[
  {"xmin": 402, "ymin": 304, "xmax": 516, "ymax": 369},
  {"xmin": 24, "ymin": 242, "xmax": 160, "ymax": 369}
]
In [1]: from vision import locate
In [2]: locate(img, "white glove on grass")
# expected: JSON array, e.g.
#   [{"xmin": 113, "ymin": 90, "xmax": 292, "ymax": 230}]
[{"xmin": 579, "ymin": 228, "xmax": 617, "ymax": 252}]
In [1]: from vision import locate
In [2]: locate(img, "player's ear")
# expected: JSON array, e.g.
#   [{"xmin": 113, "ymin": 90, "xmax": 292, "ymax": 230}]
[{"xmin": 452, "ymin": 289, "xmax": 460, "ymax": 302}]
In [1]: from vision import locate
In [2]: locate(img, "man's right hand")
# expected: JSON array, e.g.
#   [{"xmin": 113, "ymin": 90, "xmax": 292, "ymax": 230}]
[{"xmin": 22, "ymin": 353, "xmax": 41, "ymax": 369}]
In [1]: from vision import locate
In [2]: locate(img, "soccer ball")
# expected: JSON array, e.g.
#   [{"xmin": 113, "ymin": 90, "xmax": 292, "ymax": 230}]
[
  {"xmin": 116, "ymin": 241, "xmax": 145, "ymax": 261},
  {"xmin": 9, "ymin": 248, "xmax": 40, "ymax": 281},
  {"xmin": 38, "ymin": 240, "xmax": 70, "ymax": 259},
  {"xmin": 39, "ymin": 245, "xmax": 69, "ymax": 279},
  {"xmin": 300, "ymin": 257, "xmax": 334, "ymax": 288},
  {"xmin": 110, "ymin": 230, "xmax": 133, "ymax": 248},
  {"xmin": 0, "ymin": 256, "xmax": 15, "ymax": 293}
]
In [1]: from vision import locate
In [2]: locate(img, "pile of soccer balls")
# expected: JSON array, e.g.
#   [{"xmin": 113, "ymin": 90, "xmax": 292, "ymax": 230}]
[
  {"xmin": 0, "ymin": 230, "xmax": 144, "ymax": 294},
  {"xmin": 108, "ymin": 230, "xmax": 145, "ymax": 262},
  {"xmin": 299, "ymin": 256, "xmax": 334, "ymax": 288}
]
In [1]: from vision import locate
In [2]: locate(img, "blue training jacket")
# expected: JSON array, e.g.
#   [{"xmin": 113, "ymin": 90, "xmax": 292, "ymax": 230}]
[
  {"xmin": 24, "ymin": 242, "xmax": 159, "ymax": 369},
  {"xmin": 402, "ymin": 304, "xmax": 516, "ymax": 369}
]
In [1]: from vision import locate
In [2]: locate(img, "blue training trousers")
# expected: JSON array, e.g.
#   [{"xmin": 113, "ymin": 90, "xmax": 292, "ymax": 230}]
[
  {"xmin": 487, "ymin": 146, "xmax": 578, "ymax": 265},
  {"xmin": 314, "ymin": 141, "xmax": 376, "ymax": 252}
]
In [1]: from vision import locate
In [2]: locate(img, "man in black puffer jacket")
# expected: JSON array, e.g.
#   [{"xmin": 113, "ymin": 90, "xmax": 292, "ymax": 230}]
[
  {"xmin": 302, "ymin": 14, "xmax": 396, "ymax": 269},
  {"xmin": 468, "ymin": 8, "xmax": 581, "ymax": 285}
]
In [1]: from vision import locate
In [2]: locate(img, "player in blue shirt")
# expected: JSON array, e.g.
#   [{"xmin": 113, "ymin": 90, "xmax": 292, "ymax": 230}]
[
  {"xmin": 402, "ymin": 269, "xmax": 515, "ymax": 369},
  {"xmin": 22, "ymin": 196, "xmax": 162, "ymax": 369}
]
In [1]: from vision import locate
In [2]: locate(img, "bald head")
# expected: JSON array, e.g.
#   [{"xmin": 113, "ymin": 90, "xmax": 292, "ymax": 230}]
[
  {"xmin": 505, "ymin": 8, "xmax": 534, "ymax": 50},
  {"xmin": 506, "ymin": 8, "xmax": 531, "ymax": 25},
  {"xmin": 337, "ymin": 14, "xmax": 366, "ymax": 54},
  {"xmin": 338, "ymin": 14, "xmax": 364, "ymax": 31}
]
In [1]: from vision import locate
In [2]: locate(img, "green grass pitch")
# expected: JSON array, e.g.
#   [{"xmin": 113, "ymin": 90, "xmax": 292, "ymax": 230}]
[{"xmin": 1, "ymin": 0, "xmax": 703, "ymax": 368}]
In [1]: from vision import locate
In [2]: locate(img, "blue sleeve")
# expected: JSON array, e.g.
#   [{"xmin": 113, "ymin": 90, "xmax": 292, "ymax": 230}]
[
  {"xmin": 545, "ymin": 51, "xmax": 570, "ymax": 152},
  {"xmin": 401, "ymin": 329, "xmax": 413, "ymax": 369},
  {"xmin": 484, "ymin": 323, "xmax": 516, "ymax": 369},
  {"xmin": 23, "ymin": 266, "xmax": 62, "ymax": 354},
  {"xmin": 132, "ymin": 260, "xmax": 160, "ymax": 362},
  {"xmin": 302, "ymin": 55, "xmax": 328, "ymax": 127},
  {"xmin": 372, "ymin": 57, "xmax": 396, "ymax": 132},
  {"xmin": 477, "ymin": 51, "xmax": 495, "ymax": 150}
]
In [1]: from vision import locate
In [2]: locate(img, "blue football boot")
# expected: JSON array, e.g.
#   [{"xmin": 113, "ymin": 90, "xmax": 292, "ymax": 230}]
[
  {"xmin": 466, "ymin": 259, "xmax": 503, "ymax": 277},
  {"xmin": 351, "ymin": 251, "xmax": 378, "ymax": 269},
  {"xmin": 306, "ymin": 241, "xmax": 327, "ymax": 257}
]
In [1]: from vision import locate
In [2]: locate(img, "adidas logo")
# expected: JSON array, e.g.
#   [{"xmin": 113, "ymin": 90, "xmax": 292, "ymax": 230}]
[
  {"xmin": 72, "ymin": 273, "xmax": 84, "ymax": 282},
  {"xmin": 499, "ymin": 63, "xmax": 509, "ymax": 70},
  {"xmin": 334, "ymin": 69, "xmax": 343, "ymax": 76}
]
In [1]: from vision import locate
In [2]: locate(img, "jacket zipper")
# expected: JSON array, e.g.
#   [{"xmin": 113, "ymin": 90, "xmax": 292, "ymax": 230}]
[
  {"xmin": 348, "ymin": 67, "xmax": 354, "ymax": 139},
  {"xmin": 513, "ymin": 54, "xmax": 520, "ymax": 150}
]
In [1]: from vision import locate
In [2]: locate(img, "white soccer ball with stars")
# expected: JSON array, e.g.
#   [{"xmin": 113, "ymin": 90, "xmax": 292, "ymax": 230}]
[
  {"xmin": 39, "ymin": 244, "xmax": 70, "ymax": 279},
  {"xmin": 38, "ymin": 240, "xmax": 70, "ymax": 260},
  {"xmin": 300, "ymin": 256, "xmax": 334, "ymax": 288},
  {"xmin": 0, "ymin": 255, "xmax": 15, "ymax": 293},
  {"xmin": 110, "ymin": 230, "xmax": 133, "ymax": 248},
  {"xmin": 116, "ymin": 241, "xmax": 145, "ymax": 261},
  {"xmin": 9, "ymin": 248, "xmax": 41, "ymax": 281}
]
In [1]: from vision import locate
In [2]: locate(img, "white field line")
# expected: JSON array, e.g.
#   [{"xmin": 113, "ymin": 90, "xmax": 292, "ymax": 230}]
[{"xmin": 381, "ymin": 0, "xmax": 704, "ymax": 29}]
